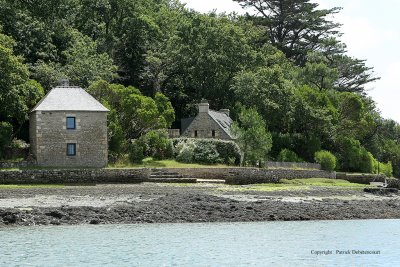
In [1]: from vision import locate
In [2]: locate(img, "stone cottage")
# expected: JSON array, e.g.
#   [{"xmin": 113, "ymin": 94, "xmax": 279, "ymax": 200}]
[
  {"xmin": 181, "ymin": 100, "xmax": 235, "ymax": 140},
  {"xmin": 30, "ymin": 83, "xmax": 109, "ymax": 168}
]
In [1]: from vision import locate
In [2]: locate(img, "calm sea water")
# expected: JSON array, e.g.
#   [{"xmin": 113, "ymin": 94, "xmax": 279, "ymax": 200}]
[{"xmin": 1, "ymin": 220, "xmax": 399, "ymax": 267}]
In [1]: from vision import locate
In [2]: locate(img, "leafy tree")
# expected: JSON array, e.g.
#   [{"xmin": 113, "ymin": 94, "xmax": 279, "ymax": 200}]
[
  {"xmin": 234, "ymin": 0, "xmax": 378, "ymax": 94},
  {"xmin": 234, "ymin": 0, "xmax": 342, "ymax": 64},
  {"xmin": 232, "ymin": 106, "xmax": 272, "ymax": 166},
  {"xmin": 0, "ymin": 122, "xmax": 13, "ymax": 159},
  {"xmin": 231, "ymin": 66, "xmax": 294, "ymax": 132},
  {"xmin": 88, "ymin": 80, "xmax": 175, "ymax": 139},
  {"xmin": 0, "ymin": 32, "xmax": 44, "ymax": 125}
]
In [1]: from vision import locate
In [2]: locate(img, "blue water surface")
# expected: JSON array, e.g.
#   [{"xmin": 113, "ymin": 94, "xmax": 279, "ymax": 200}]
[{"xmin": 1, "ymin": 219, "xmax": 399, "ymax": 267}]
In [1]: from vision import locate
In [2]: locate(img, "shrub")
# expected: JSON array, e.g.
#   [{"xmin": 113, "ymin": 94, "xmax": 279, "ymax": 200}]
[
  {"xmin": 0, "ymin": 122, "xmax": 13, "ymax": 159},
  {"xmin": 277, "ymin": 149, "xmax": 303, "ymax": 162},
  {"xmin": 128, "ymin": 141, "xmax": 145, "ymax": 163},
  {"xmin": 173, "ymin": 138, "xmax": 241, "ymax": 165},
  {"xmin": 314, "ymin": 150, "xmax": 337, "ymax": 171},
  {"xmin": 175, "ymin": 140, "xmax": 196, "ymax": 163},
  {"xmin": 337, "ymin": 137, "xmax": 375, "ymax": 173},
  {"xmin": 377, "ymin": 161, "xmax": 393, "ymax": 177},
  {"xmin": 193, "ymin": 140, "xmax": 221, "ymax": 164},
  {"xmin": 138, "ymin": 130, "xmax": 173, "ymax": 160}
]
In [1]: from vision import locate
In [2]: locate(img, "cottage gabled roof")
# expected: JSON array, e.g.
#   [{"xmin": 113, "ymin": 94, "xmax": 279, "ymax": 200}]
[
  {"xmin": 208, "ymin": 110, "xmax": 235, "ymax": 139},
  {"xmin": 31, "ymin": 86, "xmax": 109, "ymax": 112}
]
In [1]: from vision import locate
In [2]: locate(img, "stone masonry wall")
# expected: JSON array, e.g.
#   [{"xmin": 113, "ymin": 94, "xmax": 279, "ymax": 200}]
[
  {"xmin": 336, "ymin": 172, "xmax": 387, "ymax": 184},
  {"xmin": 30, "ymin": 111, "xmax": 108, "ymax": 168},
  {"xmin": 0, "ymin": 168, "xmax": 149, "ymax": 184},
  {"xmin": 181, "ymin": 112, "xmax": 231, "ymax": 140},
  {"xmin": 151, "ymin": 167, "xmax": 336, "ymax": 185},
  {"xmin": 0, "ymin": 167, "xmax": 335, "ymax": 185}
]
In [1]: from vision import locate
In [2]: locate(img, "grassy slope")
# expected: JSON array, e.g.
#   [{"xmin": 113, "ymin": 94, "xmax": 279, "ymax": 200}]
[{"xmin": 107, "ymin": 157, "xmax": 229, "ymax": 169}]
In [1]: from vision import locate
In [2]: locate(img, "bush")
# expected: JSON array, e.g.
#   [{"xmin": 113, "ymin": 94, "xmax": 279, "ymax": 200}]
[
  {"xmin": 374, "ymin": 161, "xmax": 393, "ymax": 177},
  {"xmin": 0, "ymin": 122, "xmax": 13, "ymax": 159},
  {"xmin": 173, "ymin": 138, "xmax": 241, "ymax": 165},
  {"xmin": 380, "ymin": 161, "xmax": 393, "ymax": 177},
  {"xmin": 128, "ymin": 141, "xmax": 145, "ymax": 163},
  {"xmin": 314, "ymin": 150, "xmax": 337, "ymax": 171},
  {"xmin": 337, "ymin": 137, "xmax": 375, "ymax": 173},
  {"xmin": 175, "ymin": 140, "xmax": 196, "ymax": 163},
  {"xmin": 193, "ymin": 140, "xmax": 221, "ymax": 164},
  {"xmin": 277, "ymin": 149, "xmax": 303, "ymax": 162},
  {"xmin": 138, "ymin": 130, "xmax": 173, "ymax": 160}
]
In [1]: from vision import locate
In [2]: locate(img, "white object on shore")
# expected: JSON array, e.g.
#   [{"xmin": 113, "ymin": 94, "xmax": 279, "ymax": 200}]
[{"xmin": 369, "ymin": 179, "xmax": 388, "ymax": 188}]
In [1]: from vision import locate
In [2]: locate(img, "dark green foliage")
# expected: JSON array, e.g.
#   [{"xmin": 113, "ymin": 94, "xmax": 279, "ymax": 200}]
[
  {"xmin": 0, "ymin": 122, "xmax": 13, "ymax": 159},
  {"xmin": 138, "ymin": 130, "xmax": 173, "ymax": 160},
  {"xmin": 128, "ymin": 141, "xmax": 145, "ymax": 163},
  {"xmin": 314, "ymin": 150, "xmax": 337, "ymax": 171},
  {"xmin": 88, "ymin": 80, "xmax": 175, "ymax": 139},
  {"xmin": 193, "ymin": 141, "xmax": 221, "ymax": 165},
  {"xmin": 336, "ymin": 137, "xmax": 375, "ymax": 173},
  {"xmin": 173, "ymin": 138, "xmax": 241, "ymax": 165},
  {"xmin": 277, "ymin": 149, "xmax": 303, "ymax": 163},
  {"xmin": 231, "ymin": 106, "xmax": 272, "ymax": 166},
  {"xmin": 0, "ymin": 0, "xmax": 398, "ymax": 176}
]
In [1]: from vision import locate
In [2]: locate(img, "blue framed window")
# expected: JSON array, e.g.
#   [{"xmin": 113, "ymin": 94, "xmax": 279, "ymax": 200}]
[
  {"xmin": 67, "ymin": 143, "xmax": 76, "ymax": 156},
  {"xmin": 66, "ymin": 117, "xmax": 76, "ymax": 129}
]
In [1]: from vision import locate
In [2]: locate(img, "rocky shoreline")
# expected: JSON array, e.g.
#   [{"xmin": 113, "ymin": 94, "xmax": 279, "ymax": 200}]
[{"xmin": 1, "ymin": 183, "xmax": 400, "ymax": 227}]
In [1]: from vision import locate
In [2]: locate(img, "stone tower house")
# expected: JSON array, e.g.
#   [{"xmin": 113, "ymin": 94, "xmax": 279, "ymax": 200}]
[
  {"xmin": 30, "ymin": 84, "xmax": 109, "ymax": 168},
  {"xmin": 181, "ymin": 100, "xmax": 235, "ymax": 140}
]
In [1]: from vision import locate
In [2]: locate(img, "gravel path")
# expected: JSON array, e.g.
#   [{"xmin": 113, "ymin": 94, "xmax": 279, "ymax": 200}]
[{"xmin": 1, "ymin": 183, "xmax": 400, "ymax": 226}]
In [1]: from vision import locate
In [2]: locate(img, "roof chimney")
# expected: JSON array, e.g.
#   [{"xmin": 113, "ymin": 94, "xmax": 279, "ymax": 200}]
[
  {"xmin": 219, "ymin": 109, "xmax": 230, "ymax": 117},
  {"xmin": 59, "ymin": 78, "xmax": 69, "ymax": 87},
  {"xmin": 198, "ymin": 99, "xmax": 209, "ymax": 113}
]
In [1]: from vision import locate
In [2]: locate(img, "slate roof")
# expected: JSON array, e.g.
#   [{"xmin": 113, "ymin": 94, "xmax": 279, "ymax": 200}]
[
  {"xmin": 31, "ymin": 86, "xmax": 109, "ymax": 112},
  {"xmin": 181, "ymin": 117, "xmax": 195, "ymax": 133},
  {"xmin": 208, "ymin": 110, "xmax": 235, "ymax": 139}
]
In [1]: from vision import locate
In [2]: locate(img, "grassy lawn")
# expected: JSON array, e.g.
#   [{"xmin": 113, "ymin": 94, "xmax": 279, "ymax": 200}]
[
  {"xmin": 243, "ymin": 178, "xmax": 369, "ymax": 192},
  {"xmin": 107, "ymin": 157, "xmax": 229, "ymax": 169}
]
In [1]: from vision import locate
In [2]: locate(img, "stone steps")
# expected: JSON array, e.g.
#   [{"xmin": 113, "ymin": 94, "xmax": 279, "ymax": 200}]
[
  {"xmin": 148, "ymin": 178, "xmax": 197, "ymax": 183},
  {"xmin": 196, "ymin": 179, "xmax": 225, "ymax": 184}
]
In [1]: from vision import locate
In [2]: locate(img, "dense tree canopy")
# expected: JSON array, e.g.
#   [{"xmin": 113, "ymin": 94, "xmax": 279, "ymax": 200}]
[{"xmin": 0, "ymin": 0, "xmax": 398, "ymax": 177}]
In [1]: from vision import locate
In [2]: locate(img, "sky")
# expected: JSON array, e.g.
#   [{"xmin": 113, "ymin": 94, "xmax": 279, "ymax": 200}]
[{"xmin": 180, "ymin": 0, "xmax": 400, "ymax": 123}]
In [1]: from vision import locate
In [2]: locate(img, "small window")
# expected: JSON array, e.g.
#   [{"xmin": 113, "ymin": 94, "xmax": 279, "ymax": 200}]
[
  {"xmin": 67, "ymin": 143, "xmax": 76, "ymax": 156},
  {"xmin": 67, "ymin": 117, "xmax": 76, "ymax": 130},
  {"xmin": 212, "ymin": 130, "xmax": 216, "ymax": 137},
  {"xmin": 195, "ymin": 130, "xmax": 198, "ymax": 137}
]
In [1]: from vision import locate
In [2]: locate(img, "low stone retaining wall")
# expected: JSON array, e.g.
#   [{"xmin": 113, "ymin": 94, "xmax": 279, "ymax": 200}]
[
  {"xmin": 264, "ymin": 161, "xmax": 321, "ymax": 170},
  {"xmin": 336, "ymin": 173, "xmax": 387, "ymax": 184},
  {"xmin": 225, "ymin": 169, "xmax": 336, "ymax": 185},
  {"xmin": 151, "ymin": 168, "xmax": 336, "ymax": 185},
  {"xmin": 388, "ymin": 178, "xmax": 400, "ymax": 189},
  {"xmin": 0, "ymin": 168, "xmax": 150, "ymax": 184},
  {"xmin": 0, "ymin": 167, "xmax": 344, "ymax": 185}
]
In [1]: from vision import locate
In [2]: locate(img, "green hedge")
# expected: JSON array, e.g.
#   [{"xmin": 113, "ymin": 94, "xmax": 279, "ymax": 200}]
[
  {"xmin": 277, "ymin": 149, "xmax": 303, "ymax": 163},
  {"xmin": 173, "ymin": 138, "xmax": 241, "ymax": 165},
  {"xmin": 314, "ymin": 150, "xmax": 336, "ymax": 171},
  {"xmin": 128, "ymin": 130, "xmax": 173, "ymax": 163}
]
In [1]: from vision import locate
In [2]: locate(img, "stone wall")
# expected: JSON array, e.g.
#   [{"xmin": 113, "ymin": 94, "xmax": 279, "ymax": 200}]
[
  {"xmin": 151, "ymin": 167, "xmax": 336, "ymax": 185},
  {"xmin": 336, "ymin": 172, "xmax": 387, "ymax": 184},
  {"xmin": 264, "ymin": 161, "xmax": 321, "ymax": 170},
  {"xmin": 0, "ymin": 168, "xmax": 149, "ymax": 184},
  {"xmin": 30, "ymin": 111, "xmax": 108, "ymax": 168}
]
